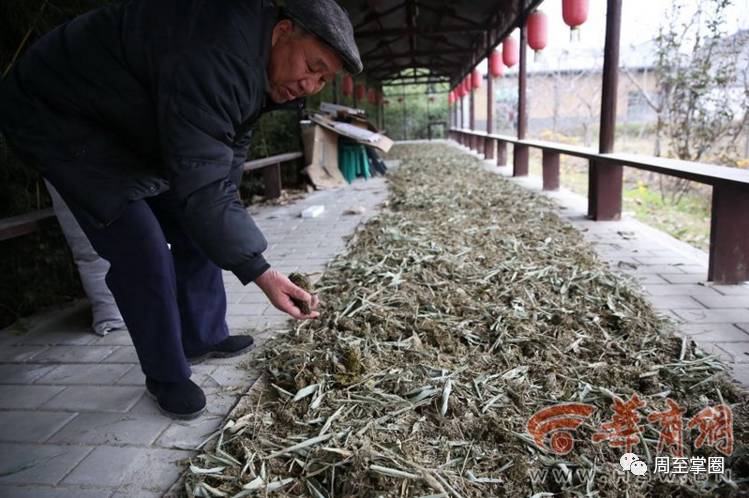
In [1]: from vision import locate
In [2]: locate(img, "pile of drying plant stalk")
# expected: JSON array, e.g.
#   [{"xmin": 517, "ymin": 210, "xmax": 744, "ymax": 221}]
[{"xmin": 184, "ymin": 144, "xmax": 748, "ymax": 498}]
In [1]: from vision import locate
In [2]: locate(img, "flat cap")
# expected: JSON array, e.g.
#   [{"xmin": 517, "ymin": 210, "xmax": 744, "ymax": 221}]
[{"xmin": 282, "ymin": 0, "xmax": 363, "ymax": 74}]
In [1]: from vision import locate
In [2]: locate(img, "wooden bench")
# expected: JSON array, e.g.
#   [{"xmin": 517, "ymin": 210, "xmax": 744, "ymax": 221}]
[
  {"xmin": 0, "ymin": 151, "xmax": 306, "ymax": 242},
  {"xmin": 450, "ymin": 127, "xmax": 749, "ymax": 284},
  {"xmin": 244, "ymin": 151, "xmax": 304, "ymax": 199},
  {"xmin": 0, "ymin": 208, "xmax": 55, "ymax": 242}
]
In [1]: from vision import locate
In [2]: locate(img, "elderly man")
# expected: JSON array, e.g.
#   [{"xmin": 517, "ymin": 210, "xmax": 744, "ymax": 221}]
[{"xmin": 0, "ymin": 0, "xmax": 362, "ymax": 419}]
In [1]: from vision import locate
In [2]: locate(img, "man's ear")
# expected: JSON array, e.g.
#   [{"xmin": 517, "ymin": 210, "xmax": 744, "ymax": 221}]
[{"xmin": 271, "ymin": 19, "xmax": 294, "ymax": 46}]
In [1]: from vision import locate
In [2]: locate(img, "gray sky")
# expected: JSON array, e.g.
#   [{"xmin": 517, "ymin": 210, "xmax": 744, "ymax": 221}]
[{"xmin": 478, "ymin": 0, "xmax": 749, "ymax": 74}]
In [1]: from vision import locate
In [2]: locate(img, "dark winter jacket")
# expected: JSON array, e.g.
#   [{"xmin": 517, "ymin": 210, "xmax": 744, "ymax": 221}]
[{"xmin": 0, "ymin": 0, "xmax": 303, "ymax": 284}]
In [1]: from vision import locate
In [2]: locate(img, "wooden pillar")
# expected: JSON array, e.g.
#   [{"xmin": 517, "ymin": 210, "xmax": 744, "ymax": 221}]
[
  {"xmin": 485, "ymin": 73, "xmax": 495, "ymax": 159},
  {"xmin": 263, "ymin": 163, "xmax": 282, "ymax": 199},
  {"xmin": 542, "ymin": 150, "xmax": 560, "ymax": 191},
  {"xmin": 497, "ymin": 140, "xmax": 507, "ymax": 167},
  {"xmin": 708, "ymin": 183, "xmax": 749, "ymax": 284},
  {"xmin": 588, "ymin": 0, "xmax": 623, "ymax": 220},
  {"xmin": 458, "ymin": 97, "xmax": 464, "ymax": 130},
  {"xmin": 333, "ymin": 75, "xmax": 339, "ymax": 105},
  {"xmin": 514, "ymin": 7, "xmax": 529, "ymax": 176},
  {"xmin": 469, "ymin": 87, "xmax": 476, "ymax": 151}
]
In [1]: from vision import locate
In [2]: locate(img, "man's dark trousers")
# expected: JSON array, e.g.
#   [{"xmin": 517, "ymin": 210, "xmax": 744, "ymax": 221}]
[{"xmin": 63, "ymin": 187, "xmax": 230, "ymax": 383}]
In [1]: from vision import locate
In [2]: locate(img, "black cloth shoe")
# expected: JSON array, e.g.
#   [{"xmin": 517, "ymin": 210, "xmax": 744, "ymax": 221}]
[
  {"xmin": 186, "ymin": 335, "xmax": 255, "ymax": 364},
  {"xmin": 145, "ymin": 377, "xmax": 206, "ymax": 420}
]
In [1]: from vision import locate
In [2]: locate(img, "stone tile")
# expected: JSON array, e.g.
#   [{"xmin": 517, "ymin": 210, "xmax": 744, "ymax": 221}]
[
  {"xmin": 659, "ymin": 273, "xmax": 710, "ymax": 284},
  {"xmin": 0, "ymin": 484, "xmax": 110, "ymax": 498},
  {"xmin": 238, "ymin": 291, "xmax": 270, "ymax": 304},
  {"xmin": 32, "ymin": 346, "xmax": 116, "ymax": 364},
  {"xmin": 35, "ymin": 364, "xmax": 131, "ymax": 385},
  {"xmin": 65, "ymin": 447, "xmax": 190, "ymax": 491},
  {"xmin": 210, "ymin": 365, "xmax": 258, "ymax": 388},
  {"xmin": 0, "ymin": 364, "xmax": 56, "ymax": 384},
  {"xmin": 695, "ymin": 343, "xmax": 735, "ymax": 363},
  {"xmin": 48, "ymin": 412, "xmax": 170, "ymax": 446},
  {"xmin": 61, "ymin": 446, "xmax": 145, "ymax": 487},
  {"xmin": 0, "ymin": 346, "xmax": 49, "ymax": 363},
  {"xmin": 224, "ymin": 291, "xmax": 246, "ymax": 304},
  {"xmin": 628, "ymin": 274, "xmax": 669, "ymax": 285},
  {"xmin": 646, "ymin": 295, "xmax": 705, "ymax": 310},
  {"xmin": 127, "ymin": 393, "xmax": 161, "ymax": 417},
  {"xmin": 717, "ymin": 342, "xmax": 749, "ymax": 363},
  {"xmin": 0, "ymin": 385, "xmax": 66, "ymax": 409},
  {"xmin": 43, "ymin": 386, "xmax": 143, "ymax": 413},
  {"xmin": 226, "ymin": 303, "xmax": 268, "ymax": 316},
  {"xmin": 729, "ymin": 363, "xmax": 749, "ymax": 388},
  {"xmin": 692, "ymin": 295, "xmax": 749, "ymax": 309},
  {"xmin": 111, "ymin": 490, "xmax": 162, "ymax": 498},
  {"xmin": 92, "ymin": 331, "xmax": 133, "ymax": 347},
  {"xmin": 672, "ymin": 309, "xmax": 749, "ymax": 324},
  {"xmin": 643, "ymin": 284, "xmax": 723, "ymax": 297},
  {"xmin": 204, "ymin": 387, "xmax": 240, "ymax": 415},
  {"xmin": 155, "ymin": 414, "xmax": 224, "ymax": 450},
  {"xmin": 712, "ymin": 285, "xmax": 749, "ymax": 296},
  {"xmin": 633, "ymin": 256, "xmax": 697, "ymax": 266},
  {"xmin": 114, "ymin": 365, "xmax": 146, "ymax": 386},
  {"xmin": 0, "ymin": 443, "xmax": 92, "ymax": 485},
  {"xmin": 101, "ymin": 347, "xmax": 139, "ymax": 364},
  {"xmin": 226, "ymin": 315, "xmax": 254, "ymax": 330},
  {"xmin": 0, "ymin": 411, "xmax": 77, "ymax": 443},
  {"xmin": 190, "ymin": 365, "xmax": 219, "ymax": 388},
  {"xmin": 12, "ymin": 330, "xmax": 97, "ymax": 347},
  {"xmin": 675, "ymin": 264, "xmax": 710, "ymax": 274},
  {"xmin": 678, "ymin": 323, "xmax": 749, "ymax": 342}
]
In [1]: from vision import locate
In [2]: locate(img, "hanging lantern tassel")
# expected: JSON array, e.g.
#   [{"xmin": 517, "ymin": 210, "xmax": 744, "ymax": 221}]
[
  {"xmin": 563, "ymin": 0, "xmax": 589, "ymax": 42},
  {"xmin": 527, "ymin": 10, "xmax": 548, "ymax": 63}
]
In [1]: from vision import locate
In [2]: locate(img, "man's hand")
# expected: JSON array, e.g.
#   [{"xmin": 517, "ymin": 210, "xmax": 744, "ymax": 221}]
[{"xmin": 254, "ymin": 269, "xmax": 320, "ymax": 320}]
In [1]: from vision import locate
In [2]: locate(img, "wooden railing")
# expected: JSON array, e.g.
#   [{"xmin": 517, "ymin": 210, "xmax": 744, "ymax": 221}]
[
  {"xmin": 0, "ymin": 151, "xmax": 305, "ymax": 242},
  {"xmin": 449, "ymin": 127, "xmax": 749, "ymax": 285}
]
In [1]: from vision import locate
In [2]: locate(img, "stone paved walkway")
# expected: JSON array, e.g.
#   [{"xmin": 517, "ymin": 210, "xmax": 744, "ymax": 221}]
[
  {"xmin": 0, "ymin": 178, "xmax": 388, "ymax": 498},
  {"xmin": 443, "ymin": 139, "xmax": 749, "ymax": 389}
]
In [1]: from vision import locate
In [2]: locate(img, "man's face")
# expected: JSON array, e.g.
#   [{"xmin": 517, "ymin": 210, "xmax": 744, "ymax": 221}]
[{"xmin": 267, "ymin": 20, "xmax": 343, "ymax": 104}]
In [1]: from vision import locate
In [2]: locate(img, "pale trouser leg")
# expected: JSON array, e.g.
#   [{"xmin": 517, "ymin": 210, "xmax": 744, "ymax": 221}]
[{"xmin": 44, "ymin": 180, "xmax": 125, "ymax": 335}]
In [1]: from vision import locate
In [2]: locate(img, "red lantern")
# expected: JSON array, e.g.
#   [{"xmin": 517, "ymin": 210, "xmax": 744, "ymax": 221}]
[
  {"xmin": 448, "ymin": 91, "xmax": 454, "ymax": 105},
  {"xmin": 527, "ymin": 10, "xmax": 548, "ymax": 55},
  {"xmin": 355, "ymin": 83, "xmax": 366, "ymax": 100},
  {"xmin": 463, "ymin": 76, "xmax": 471, "ymax": 94},
  {"xmin": 489, "ymin": 50, "xmax": 503, "ymax": 78},
  {"xmin": 342, "ymin": 75, "xmax": 354, "ymax": 97},
  {"xmin": 367, "ymin": 88, "xmax": 377, "ymax": 105},
  {"xmin": 563, "ymin": 0, "xmax": 589, "ymax": 40},
  {"xmin": 456, "ymin": 85, "xmax": 465, "ymax": 98},
  {"xmin": 471, "ymin": 69, "xmax": 481, "ymax": 89},
  {"xmin": 502, "ymin": 37, "xmax": 519, "ymax": 67}
]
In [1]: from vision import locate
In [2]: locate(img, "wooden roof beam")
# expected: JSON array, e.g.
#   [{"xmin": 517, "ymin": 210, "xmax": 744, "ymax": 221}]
[{"xmin": 356, "ymin": 25, "xmax": 485, "ymax": 38}]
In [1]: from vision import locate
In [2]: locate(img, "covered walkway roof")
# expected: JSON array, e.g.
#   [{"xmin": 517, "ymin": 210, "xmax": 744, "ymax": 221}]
[{"xmin": 341, "ymin": 0, "xmax": 543, "ymax": 86}]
